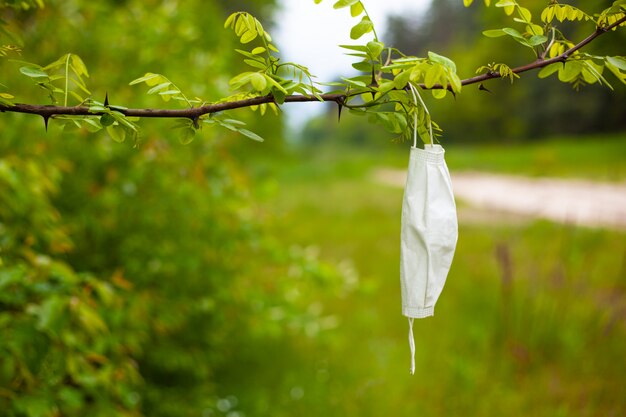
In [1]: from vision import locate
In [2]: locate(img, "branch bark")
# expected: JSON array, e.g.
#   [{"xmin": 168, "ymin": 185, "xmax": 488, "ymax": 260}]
[{"xmin": 1, "ymin": 14, "xmax": 624, "ymax": 121}]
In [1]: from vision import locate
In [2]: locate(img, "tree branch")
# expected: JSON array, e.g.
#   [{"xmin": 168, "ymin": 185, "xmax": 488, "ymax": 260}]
[
  {"xmin": 451, "ymin": 14, "xmax": 626, "ymax": 89},
  {"xmin": 1, "ymin": 14, "xmax": 624, "ymax": 121}
]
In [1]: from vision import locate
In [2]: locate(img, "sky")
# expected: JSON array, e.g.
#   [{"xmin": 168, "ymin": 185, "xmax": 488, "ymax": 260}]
[{"xmin": 273, "ymin": 0, "xmax": 431, "ymax": 128}]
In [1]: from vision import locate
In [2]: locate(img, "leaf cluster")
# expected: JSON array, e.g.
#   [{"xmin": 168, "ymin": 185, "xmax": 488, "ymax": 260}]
[
  {"xmin": 466, "ymin": 0, "xmax": 626, "ymax": 92},
  {"xmin": 16, "ymin": 54, "xmax": 90, "ymax": 106}
]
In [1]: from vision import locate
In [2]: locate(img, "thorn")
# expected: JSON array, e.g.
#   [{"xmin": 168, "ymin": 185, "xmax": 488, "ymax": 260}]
[
  {"xmin": 337, "ymin": 102, "xmax": 343, "ymax": 123},
  {"xmin": 104, "ymin": 92, "xmax": 109, "ymax": 107},
  {"xmin": 369, "ymin": 68, "xmax": 378, "ymax": 100},
  {"xmin": 479, "ymin": 83, "xmax": 492, "ymax": 94},
  {"xmin": 191, "ymin": 116, "xmax": 199, "ymax": 129},
  {"xmin": 43, "ymin": 115, "xmax": 49, "ymax": 132}
]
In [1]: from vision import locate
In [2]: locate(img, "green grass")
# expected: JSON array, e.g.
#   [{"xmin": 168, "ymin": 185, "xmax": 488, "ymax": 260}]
[
  {"xmin": 262, "ymin": 131, "xmax": 626, "ymax": 182},
  {"xmin": 242, "ymin": 133, "xmax": 626, "ymax": 416},
  {"xmin": 446, "ymin": 132, "xmax": 626, "ymax": 181}
]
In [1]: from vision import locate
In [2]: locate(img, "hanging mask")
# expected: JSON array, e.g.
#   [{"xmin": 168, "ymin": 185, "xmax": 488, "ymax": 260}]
[{"xmin": 401, "ymin": 84, "xmax": 458, "ymax": 374}]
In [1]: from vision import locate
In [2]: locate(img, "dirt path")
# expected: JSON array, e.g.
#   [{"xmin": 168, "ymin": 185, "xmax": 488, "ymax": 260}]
[{"xmin": 374, "ymin": 169, "xmax": 626, "ymax": 230}]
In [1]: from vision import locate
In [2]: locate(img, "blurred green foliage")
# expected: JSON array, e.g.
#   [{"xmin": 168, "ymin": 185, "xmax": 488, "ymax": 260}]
[{"xmin": 0, "ymin": 1, "xmax": 348, "ymax": 416}]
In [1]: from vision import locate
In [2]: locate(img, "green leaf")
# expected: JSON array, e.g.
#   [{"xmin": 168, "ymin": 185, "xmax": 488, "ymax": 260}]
[
  {"xmin": 350, "ymin": 16, "xmax": 373, "ymax": 40},
  {"xmin": 339, "ymin": 44, "xmax": 368, "ymax": 52},
  {"xmin": 158, "ymin": 90, "xmax": 182, "ymax": 96},
  {"xmin": 240, "ymin": 30, "xmax": 257, "ymax": 44},
  {"xmin": 110, "ymin": 111, "xmax": 138, "ymax": 131},
  {"xmin": 393, "ymin": 70, "xmax": 412, "ymax": 89},
  {"xmin": 495, "ymin": 1, "xmax": 516, "ymax": 8},
  {"xmin": 432, "ymin": 89, "xmax": 447, "ymax": 99},
  {"xmin": 251, "ymin": 46, "xmax": 266, "ymax": 55},
  {"xmin": 527, "ymin": 24, "xmax": 544, "ymax": 36},
  {"xmin": 352, "ymin": 61, "xmax": 371, "ymax": 72},
  {"xmin": 179, "ymin": 127, "xmax": 196, "ymax": 144},
  {"xmin": 428, "ymin": 51, "xmax": 456, "ymax": 72},
  {"xmin": 333, "ymin": 0, "xmax": 359, "ymax": 9},
  {"xmin": 448, "ymin": 72, "xmax": 462, "ymax": 93},
  {"xmin": 605, "ymin": 60, "xmax": 626, "ymax": 83},
  {"xmin": 244, "ymin": 59, "xmax": 267, "ymax": 69},
  {"xmin": 263, "ymin": 74, "xmax": 289, "ymax": 94},
  {"xmin": 264, "ymin": 75, "xmax": 289, "ymax": 94},
  {"xmin": 366, "ymin": 41, "xmax": 384, "ymax": 59},
  {"xmin": 70, "ymin": 54, "xmax": 89, "ymax": 77},
  {"xmin": 129, "ymin": 72, "xmax": 161, "ymax": 86},
  {"xmin": 229, "ymin": 72, "xmax": 255, "ymax": 89},
  {"xmin": 146, "ymin": 82, "xmax": 172, "ymax": 95},
  {"xmin": 581, "ymin": 61, "xmax": 610, "ymax": 87},
  {"xmin": 541, "ymin": 6, "xmax": 555, "ymax": 23},
  {"xmin": 558, "ymin": 60, "xmax": 583, "ymax": 82},
  {"xmin": 100, "ymin": 114, "xmax": 115, "ymax": 127},
  {"xmin": 502, "ymin": 27, "xmax": 525, "ymax": 40},
  {"xmin": 106, "ymin": 125, "xmax": 126, "ymax": 143},
  {"xmin": 273, "ymin": 88, "xmax": 286, "ymax": 104},
  {"xmin": 238, "ymin": 128, "xmax": 264, "ymax": 142},
  {"xmin": 20, "ymin": 66, "xmax": 48, "ymax": 78},
  {"xmin": 527, "ymin": 35, "xmax": 548, "ymax": 46},
  {"xmin": 250, "ymin": 73, "xmax": 267, "ymax": 91},
  {"xmin": 483, "ymin": 29, "xmax": 507, "ymax": 37},
  {"xmin": 424, "ymin": 65, "xmax": 443, "ymax": 88},
  {"xmin": 607, "ymin": 56, "xmax": 626, "ymax": 70},
  {"xmin": 224, "ymin": 12, "xmax": 237, "ymax": 29},
  {"xmin": 517, "ymin": 6, "xmax": 532, "ymax": 22},
  {"xmin": 350, "ymin": 2, "xmax": 364, "ymax": 16},
  {"xmin": 376, "ymin": 80, "xmax": 395, "ymax": 94},
  {"xmin": 537, "ymin": 62, "xmax": 561, "ymax": 78},
  {"xmin": 341, "ymin": 77, "xmax": 367, "ymax": 88},
  {"xmin": 0, "ymin": 92, "xmax": 14, "ymax": 105}
]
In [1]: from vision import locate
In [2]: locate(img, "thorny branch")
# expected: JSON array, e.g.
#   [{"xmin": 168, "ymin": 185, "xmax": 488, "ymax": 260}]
[{"xmin": 1, "ymin": 14, "xmax": 624, "ymax": 124}]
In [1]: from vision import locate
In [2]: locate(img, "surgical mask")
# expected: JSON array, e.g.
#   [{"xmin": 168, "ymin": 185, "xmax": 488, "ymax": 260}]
[{"xmin": 401, "ymin": 85, "xmax": 458, "ymax": 375}]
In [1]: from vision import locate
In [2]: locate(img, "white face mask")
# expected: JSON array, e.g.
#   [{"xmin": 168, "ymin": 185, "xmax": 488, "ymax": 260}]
[{"xmin": 400, "ymin": 143, "xmax": 458, "ymax": 374}]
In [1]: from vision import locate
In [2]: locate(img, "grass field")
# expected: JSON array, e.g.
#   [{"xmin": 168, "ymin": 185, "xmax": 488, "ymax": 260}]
[
  {"xmin": 238, "ymin": 132, "xmax": 626, "ymax": 416},
  {"xmin": 263, "ymin": 131, "xmax": 626, "ymax": 182}
]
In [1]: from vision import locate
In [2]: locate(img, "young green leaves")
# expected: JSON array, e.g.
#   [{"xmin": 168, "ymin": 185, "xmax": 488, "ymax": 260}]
[
  {"xmin": 225, "ymin": 11, "xmax": 323, "ymax": 106},
  {"xmin": 476, "ymin": 62, "xmax": 519, "ymax": 83},
  {"xmin": 88, "ymin": 100, "xmax": 140, "ymax": 144},
  {"xmin": 331, "ymin": 1, "xmax": 377, "ymax": 40},
  {"xmin": 129, "ymin": 73, "xmax": 200, "ymax": 107},
  {"xmin": 478, "ymin": 1, "xmax": 547, "ymax": 54},
  {"xmin": 0, "ymin": 83, "xmax": 14, "ymax": 106},
  {"xmin": 538, "ymin": 56, "xmax": 625, "ymax": 91},
  {"xmin": 540, "ymin": 4, "xmax": 592, "ymax": 24},
  {"xmin": 17, "ymin": 53, "xmax": 91, "ymax": 106},
  {"xmin": 470, "ymin": 0, "xmax": 626, "ymax": 93},
  {"xmin": 224, "ymin": 11, "xmax": 273, "ymax": 45}
]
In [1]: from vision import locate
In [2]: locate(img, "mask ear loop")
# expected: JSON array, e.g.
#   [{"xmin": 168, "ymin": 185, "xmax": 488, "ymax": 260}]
[
  {"xmin": 408, "ymin": 82, "xmax": 434, "ymax": 148},
  {"xmin": 408, "ymin": 317, "xmax": 415, "ymax": 375}
]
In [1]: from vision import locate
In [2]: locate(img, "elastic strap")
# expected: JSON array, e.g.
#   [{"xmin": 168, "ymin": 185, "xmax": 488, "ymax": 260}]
[
  {"xmin": 408, "ymin": 317, "xmax": 415, "ymax": 375},
  {"xmin": 408, "ymin": 83, "xmax": 434, "ymax": 147}
]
